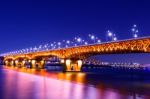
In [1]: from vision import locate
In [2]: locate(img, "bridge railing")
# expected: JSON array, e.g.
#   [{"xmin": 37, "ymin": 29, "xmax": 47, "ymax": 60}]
[
  {"xmin": 3, "ymin": 36, "xmax": 150, "ymax": 57},
  {"xmin": 54, "ymin": 36, "xmax": 150, "ymax": 50}
]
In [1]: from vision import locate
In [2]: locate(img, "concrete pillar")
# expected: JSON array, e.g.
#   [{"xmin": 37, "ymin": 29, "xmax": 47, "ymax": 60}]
[
  {"xmin": 15, "ymin": 60, "xmax": 23, "ymax": 68},
  {"xmin": 22, "ymin": 60, "xmax": 26, "ymax": 67},
  {"xmin": 35, "ymin": 60, "xmax": 45, "ymax": 69},
  {"xmin": 31, "ymin": 60, "xmax": 36, "ymax": 68},
  {"xmin": 30, "ymin": 59, "xmax": 45, "ymax": 69},
  {"xmin": 40, "ymin": 60, "xmax": 45, "ymax": 69},
  {"xmin": 66, "ymin": 59, "xmax": 71, "ymax": 71},
  {"xmin": 15, "ymin": 60, "xmax": 18, "ymax": 67},
  {"xmin": 14, "ymin": 60, "xmax": 25, "ymax": 68},
  {"xmin": 61, "ymin": 59, "xmax": 83, "ymax": 72},
  {"xmin": 77, "ymin": 60, "xmax": 83, "ymax": 71},
  {"xmin": 11, "ymin": 60, "xmax": 15, "ymax": 66},
  {"xmin": 4, "ymin": 60, "xmax": 9, "ymax": 66}
]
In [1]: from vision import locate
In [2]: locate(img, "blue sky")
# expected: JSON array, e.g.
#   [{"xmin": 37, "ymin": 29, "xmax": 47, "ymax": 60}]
[{"xmin": 0, "ymin": 0, "xmax": 150, "ymax": 63}]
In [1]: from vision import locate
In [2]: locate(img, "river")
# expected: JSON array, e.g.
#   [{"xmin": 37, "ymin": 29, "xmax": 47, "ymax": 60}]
[{"xmin": 0, "ymin": 66, "xmax": 149, "ymax": 99}]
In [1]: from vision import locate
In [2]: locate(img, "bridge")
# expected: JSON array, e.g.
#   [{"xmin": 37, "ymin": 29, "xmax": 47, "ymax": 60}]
[{"xmin": 3, "ymin": 37, "xmax": 150, "ymax": 71}]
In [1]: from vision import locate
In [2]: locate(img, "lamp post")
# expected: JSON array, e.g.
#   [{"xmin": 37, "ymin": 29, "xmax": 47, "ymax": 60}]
[
  {"xmin": 113, "ymin": 34, "xmax": 117, "ymax": 41},
  {"xmin": 58, "ymin": 42, "xmax": 61, "ymax": 49},
  {"xmin": 131, "ymin": 24, "xmax": 139, "ymax": 38},
  {"xmin": 66, "ymin": 40, "xmax": 70, "ymax": 48},
  {"xmin": 97, "ymin": 39, "xmax": 101, "ymax": 43},
  {"xmin": 75, "ymin": 37, "xmax": 82, "ymax": 46},
  {"xmin": 84, "ymin": 42, "xmax": 88, "ymax": 45},
  {"xmin": 50, "ymin": 43, "xmax": 54, "ymax": 49},
  {"xmin": 88, "ymin": 34, "xmax": 96, "ymax": 44},
  {"xmin": 106, "ymin": 30, "xmax": 113, "ymax": 41}
]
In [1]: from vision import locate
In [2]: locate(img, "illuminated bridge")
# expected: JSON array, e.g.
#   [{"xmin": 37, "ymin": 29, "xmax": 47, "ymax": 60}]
[{"xmin": 3, "ymin": 37, "xmax": 150, "ymax": 71}]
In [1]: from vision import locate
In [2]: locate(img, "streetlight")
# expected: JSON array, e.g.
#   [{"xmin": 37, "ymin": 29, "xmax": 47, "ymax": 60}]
[
  {"xmin": 75, "ymin": 37, "xmax": 82, "ymax": 46},
  {"xmin": 58, "ymin": 42, "xmax": 61, "ymax": 48},
  {"xmin": 106, "ymin": 30, "xmax": 113, "ymax": 41},
  {"xmin": 88, "ymin": 34, "xmax": 96, "ymax": 44},
  {"xmin": 66, "ymin": 40, "xmax": 70, "ymax": 47},
  {"xmin": 108, "ymin": 30, "xmax": 113, "ymax": 37},
  {"xmin": 113, "ymin": 34, "xmax": 117, "ymax": 41},
  {"xmin": 131, "ymin": 24, "xmax": 139, "ymax": 38},
  {"xmin": 134, "ymin": 33, "xmax": 138, "ymax": 38},
  {"xmin": 50, "ymin": 43, "xmax": 56, "ymax": 49},
  {"xmin": 113, "ymin": 37, "xmax": 117, "ymax": 41},
  {"xmin": 43, "ymin": 44, "xmax": 48, "ymax": 51},
  {"xmin": 77, "ymin": 38, "xmax": 81, "ymax": 42},
  {"xmin": 97, "ymin": 39, "xmax": 101, "ymax": 43},
  {"xmin": 34, "ymin": 46, "xmax": 37, "ymax": 52},
  {"xmin": 84, "ymin": 42, "xmax": 88, "ymax": 45},
  {"xmin": 61, "ymin": 40, "xmax": 67, "ymax": 48},
  {"xmin": 66, "ymin": 40, "xmax": 70, "ymax": 44}
]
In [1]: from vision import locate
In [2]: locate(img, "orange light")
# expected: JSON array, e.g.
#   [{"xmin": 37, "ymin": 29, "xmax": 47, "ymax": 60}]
[
  {"xmin": 66, "ymin": 59, "xmax": 71, "ymax": 66},
  {"xmin": 61, "ymin": 59, "xmax": 65, "ymax": 63},
  {"xmin": 15, "ymin": 60, "xmax": 18, "ymax": 64}
]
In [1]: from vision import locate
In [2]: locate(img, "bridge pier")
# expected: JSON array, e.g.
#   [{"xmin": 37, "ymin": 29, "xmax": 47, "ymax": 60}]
[
  {"xmin": 4, "ymin": 60, "xmax": 11, "ymax": 66},
  {"xmin": 4, "ymin": 60, "xmax": 15, "ymax": 66},
  {"xmin": 36, "ymin": 60, "xmax": 45, "ymax": 69},
  {"xmin": 61, "ymin": 59, "xmax": 83, "ymax": 72},
  {"xmin": 11, "ymin": 60, "xmax": 15, "ymax": 66},
  {"xmin": 4, "ymin": 59, "xmax": 45, "ymax": 69},
  {"xmin": 15, "ymin": 60, "xmax": 25, "ymax": 68},
  {"xmin": 31, "ymin": 60, "xmax": 45, "ymax": 69}
]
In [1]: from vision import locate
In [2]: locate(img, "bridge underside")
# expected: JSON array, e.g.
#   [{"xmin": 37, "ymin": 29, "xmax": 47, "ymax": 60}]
[
  {"xmin": 4, "ymin": 56, "xmax": 83, "ymax": 72},
  {"xmin": 3, "ymin": 52, "xmax": 150, "ymax": 72}
]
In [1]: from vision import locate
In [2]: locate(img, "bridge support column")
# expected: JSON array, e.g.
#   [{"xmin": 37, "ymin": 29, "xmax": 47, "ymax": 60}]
[
  {"xmin": 35, "ymin": 60, "xmax": 45, "ymax": 69},
  {"xmin": 15, "ymin": 60, "xmax": 22, "ymax": 68},
  {"xmin": 15, "ymin": 60, "xmax": 18, "ymax": 67},
  {"xmin": 22, "ymin": 60, "xmax": 26, "ymax": 67},
  {"xmin": 4, "ymin": 60, "xmax": 10, "ymax": 66},
  {"xmin": 4, "ymin": 60, "xmax": 15, "ymax": 66},
  {"xmin": 14, "ymin": 60, "xmax": 26, "ymax": 68},
  {"xmin": 31, "ymin": 60, "xmax": 45, "ymax": 69},
  {"xmin": 61, "ymin": 59, "xmax": 83, "ymax": 72},
  {"xmin": 40, "ymin": 60, "xmax": 45, "ymax": 69},
  {"xmin": 31, "ymin": 60, "xmax": 36, "ymax": 68},
  {"xmin": 10, "ymin": 60, "xmax": 15, "ymax": 66}
]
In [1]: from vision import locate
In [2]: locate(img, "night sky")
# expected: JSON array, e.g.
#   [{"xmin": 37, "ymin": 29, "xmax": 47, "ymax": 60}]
[{"xmin": 0, "ymin": 0, "xmax": 150, "ymax": 63}]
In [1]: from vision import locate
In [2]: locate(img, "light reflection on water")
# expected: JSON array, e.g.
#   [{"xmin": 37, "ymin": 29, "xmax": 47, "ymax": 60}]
[{"xmin": 0, "ymin": 66, "xmax": 149, "ymax": 99}]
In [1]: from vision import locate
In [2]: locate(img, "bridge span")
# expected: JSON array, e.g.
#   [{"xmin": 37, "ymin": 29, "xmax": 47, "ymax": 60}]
[{"xmin": 3, "ymin": 37, "xmax": 150, "ymax": 71}]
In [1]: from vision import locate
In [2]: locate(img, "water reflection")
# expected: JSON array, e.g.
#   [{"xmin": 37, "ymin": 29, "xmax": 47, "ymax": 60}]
[{"xmin": 0, "ymin": 66, "xmax": 150, "ymax": 99}]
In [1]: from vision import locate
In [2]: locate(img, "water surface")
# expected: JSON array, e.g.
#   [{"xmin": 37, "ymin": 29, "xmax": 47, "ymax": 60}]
[{"xmin": 0, "ymin": 66, "xmax": 149, "ymax": 99}]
